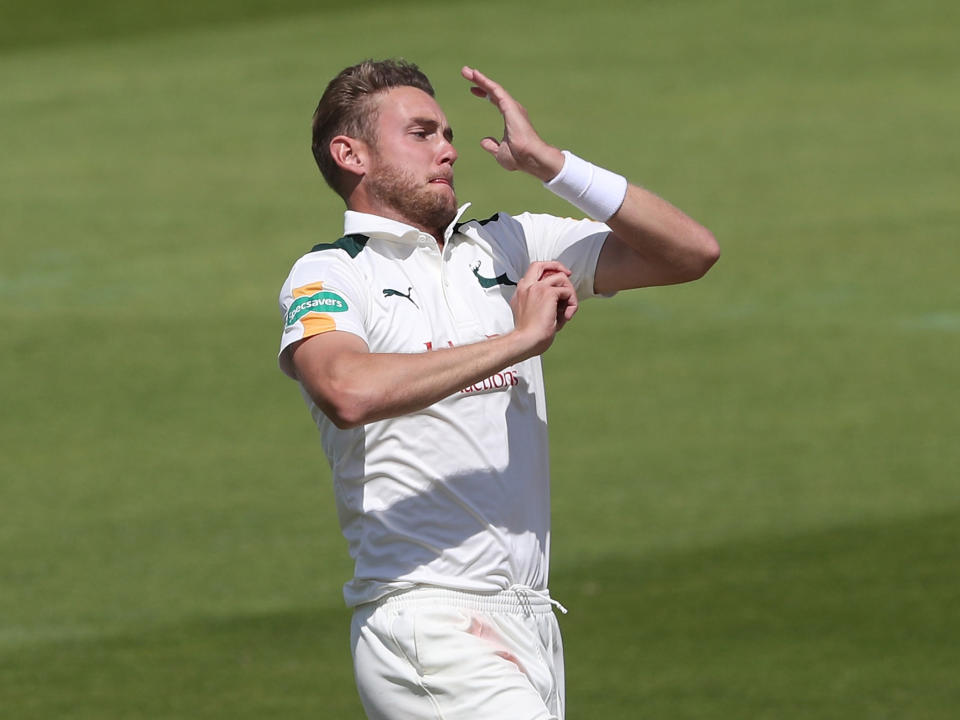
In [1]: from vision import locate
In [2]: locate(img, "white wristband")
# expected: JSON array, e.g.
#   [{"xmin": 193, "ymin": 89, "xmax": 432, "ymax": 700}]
[{"xmin": 543, "ymin": 150, "xmax": 628, "ymax": 222}]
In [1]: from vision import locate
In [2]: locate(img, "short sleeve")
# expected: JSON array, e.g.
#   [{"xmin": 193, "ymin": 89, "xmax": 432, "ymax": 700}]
[
  {"xmin": 513, "ymin": 213, "xmax": 611, "ymax": 299},
  {"xmin": 277, "ymin": 250, "xmax": 369, "ymax": 378}
]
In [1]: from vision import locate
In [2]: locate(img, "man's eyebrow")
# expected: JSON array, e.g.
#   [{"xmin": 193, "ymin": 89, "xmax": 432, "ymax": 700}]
[{"xmin": 411, "ymin": 117, "xmax": 454, "ymax": 141}]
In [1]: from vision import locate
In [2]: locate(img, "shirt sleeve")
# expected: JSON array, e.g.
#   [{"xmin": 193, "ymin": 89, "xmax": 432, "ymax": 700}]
[
  {"xmin": 277, "ymin": 250, "xmax": 369, "ymax": 378},
  {"xmin": 513, "ymin": 212, "xmax": 611, "ymax": 299}
]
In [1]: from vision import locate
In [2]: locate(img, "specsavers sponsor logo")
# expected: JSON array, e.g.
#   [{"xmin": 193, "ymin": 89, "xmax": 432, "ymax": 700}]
[{"xmin": 286, "ymin": 289, "xmax": 348, "ymax": 327}]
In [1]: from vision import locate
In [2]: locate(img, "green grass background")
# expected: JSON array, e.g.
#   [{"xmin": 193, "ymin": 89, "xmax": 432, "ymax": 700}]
[{"xmin": 2, "ymin": 0, "xmax": 958, "ymax": 717}]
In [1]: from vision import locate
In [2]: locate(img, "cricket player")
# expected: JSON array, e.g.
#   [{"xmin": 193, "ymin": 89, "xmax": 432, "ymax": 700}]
[{"xmin": 277, "ymin": 59, "xmax": 718, "ymax": 720}]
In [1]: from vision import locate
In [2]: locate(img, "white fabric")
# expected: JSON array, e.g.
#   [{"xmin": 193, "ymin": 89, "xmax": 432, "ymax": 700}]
[
  {"xmin": 543, "ymin": 150, "xmax": 628, "ymax": 222},
  {"xmin": 277, "ymin": 203, "xmax": 609, "ymax": 607},
  {"xmin": 352, "ymin": 586, "xmax": 565, "ymax": 720}
]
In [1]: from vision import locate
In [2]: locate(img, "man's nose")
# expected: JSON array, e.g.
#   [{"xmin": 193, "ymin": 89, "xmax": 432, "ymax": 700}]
[{"xmin": 438, "ymin": 138, "xmax": 457, "ymax": 165}]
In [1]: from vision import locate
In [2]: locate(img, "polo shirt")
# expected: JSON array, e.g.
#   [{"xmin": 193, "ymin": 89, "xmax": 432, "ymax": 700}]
[{"xmin": 278, "ymin": 203, "xmax": 609, "ymax": 606}]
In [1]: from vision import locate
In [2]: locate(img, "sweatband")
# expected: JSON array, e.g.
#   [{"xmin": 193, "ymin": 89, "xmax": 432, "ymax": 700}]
[{"xmin": 543, "ymin": 150, "xmax": 628, "ymax": 222}]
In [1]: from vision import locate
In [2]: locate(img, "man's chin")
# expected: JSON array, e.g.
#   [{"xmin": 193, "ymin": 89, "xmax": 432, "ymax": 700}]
[
  {"xmin": 429, "ymin": 204, "xmax": 458, "ymax": 233},
  {"xmin": 367, "ymin": 168, "xmax": 458, "ymax": 234},
  {"xmin": 430, "ymin": 182, "xmax": 457, "ymax": 206},
  {"xmin": 425, "ymin": 190, "xmax": 459, "ymax": 228}
]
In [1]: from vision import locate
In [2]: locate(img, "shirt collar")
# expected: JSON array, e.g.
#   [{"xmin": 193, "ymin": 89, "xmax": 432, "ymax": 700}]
[{"xmin": 343, "ymin": 203, "xmax": 472, "ymax": 244}]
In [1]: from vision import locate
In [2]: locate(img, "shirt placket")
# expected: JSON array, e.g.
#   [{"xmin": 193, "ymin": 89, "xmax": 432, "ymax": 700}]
[{"xmin": 436, "ymin": 235, "xmax": 484, "ymax": 343}]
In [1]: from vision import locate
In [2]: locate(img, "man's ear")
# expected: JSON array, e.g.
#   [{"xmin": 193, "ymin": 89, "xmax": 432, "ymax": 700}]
[{"xmin": 330, "ymin": 135, "xmax": 369, "ymax": 178}]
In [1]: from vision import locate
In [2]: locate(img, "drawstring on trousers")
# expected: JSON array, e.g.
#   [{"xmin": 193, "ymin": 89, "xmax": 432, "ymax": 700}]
[{"xmin": 509, "ymin": 584, "xmax": 569, "ymax": 615}]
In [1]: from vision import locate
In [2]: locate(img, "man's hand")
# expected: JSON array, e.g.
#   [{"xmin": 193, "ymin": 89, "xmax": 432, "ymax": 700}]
[
  {"xmin": 461, "ymin": 66, "xmax": 565, "ymax": 183},
  {"xmin": 509, "ymin": 261, "xmax": 579, "ymax": 359},
  {"xmin": 463, "ymin": 66, "xmax": 718, "ymax": 293}
]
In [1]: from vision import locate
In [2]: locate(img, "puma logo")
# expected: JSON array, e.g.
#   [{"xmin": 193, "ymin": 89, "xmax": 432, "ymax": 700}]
[{"xmin": 383, "ymin": 287, "xmax": 418, "ymax": 308}]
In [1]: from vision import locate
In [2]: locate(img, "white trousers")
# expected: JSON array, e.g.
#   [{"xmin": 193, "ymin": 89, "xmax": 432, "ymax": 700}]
[{"xmin": 351, "ymin": 587, "xmax": 566, "ymax": 720}]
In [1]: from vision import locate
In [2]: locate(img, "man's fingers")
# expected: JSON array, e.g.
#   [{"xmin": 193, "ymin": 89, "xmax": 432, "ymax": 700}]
[
  {"xmin": 548, "ymin": 270, "xmax": 579, "ymax": 320},
  {"xmin": 462, "ymin": 65, "xmax": 513, "ymax": 110},
  {"xmin": 552, "ymin": 283, "xmax": 579, "ymax": 331},
  {"xmin": 509, "ymin": 260, "xmax": 580, "ymax": 352},
  {"xmin": 534, "ymin": 266, "xmax": 579, "ymax": 330},
  {"xmin": 479, "ymin": 137, "xmax": 500, "ymax": 155},
  {"xmin": 519, "ymin": 262, "xmax": 554, "ymax": 287},
  {"xmin": 462, "ymin": 65, "xmax": 493, "ymax": 91},
  {"xmin": 527, "ymin": 261, "xmax": 572, "ymax": 281},
  {"xmin": 462, "ymin": 66, "xmax": 489, "ymax": 99},
  {"xmin": 538, "ymin": 268, "xmax": 573, "ymax": 282},
  {"xmin": 480, "ymin": 135, "xmax": 518, "ymax": 171},
  {"xmin": 515, "ymin": 262, "xmax": 576, "ymax": 305},
  {"xmin": 548, "ymin": 276, "xmax": 578, "ymax": 305},
  {"xmin": 540, "ymin": 274, "xmax": 575, "ymax": 295}
]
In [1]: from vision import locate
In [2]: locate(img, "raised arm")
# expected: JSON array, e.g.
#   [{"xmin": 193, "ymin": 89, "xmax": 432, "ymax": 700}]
[
  {"xmin": 461, "ymin": 66, "xmax": 719, "ymax": 294},
  {"xmin": 289, "ymin": 262, "xmax": 578, "ymax": 429}
]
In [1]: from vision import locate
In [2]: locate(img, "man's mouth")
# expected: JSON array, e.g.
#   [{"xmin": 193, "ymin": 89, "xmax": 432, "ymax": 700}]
[{"xmin": 429, "ymin": 176, "xmax": 453, "ymax": 188}]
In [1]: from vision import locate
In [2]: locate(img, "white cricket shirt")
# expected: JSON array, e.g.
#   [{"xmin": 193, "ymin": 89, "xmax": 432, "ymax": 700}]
[{"xmin": 278, "ymin": 204, "xmax": 609, "ymax": 606}]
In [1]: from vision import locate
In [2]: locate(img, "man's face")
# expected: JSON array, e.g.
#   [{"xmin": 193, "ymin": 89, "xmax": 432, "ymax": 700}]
[{"xmin": 363, "ymin": 86, "xmax": 459, "ymax": 234}]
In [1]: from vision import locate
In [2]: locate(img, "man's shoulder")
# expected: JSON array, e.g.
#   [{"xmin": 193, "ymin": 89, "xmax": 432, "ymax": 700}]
[
  {"xmin": 286, "ymin": 233, "xmax": 374, "ymax": 276},
  {"xmin": 281, "ymin": 232, "xmax": 374, "ymax": 293},
  {"xmin": 308, "ymin": 233, "xmax": 370, "ymax": 259}
]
